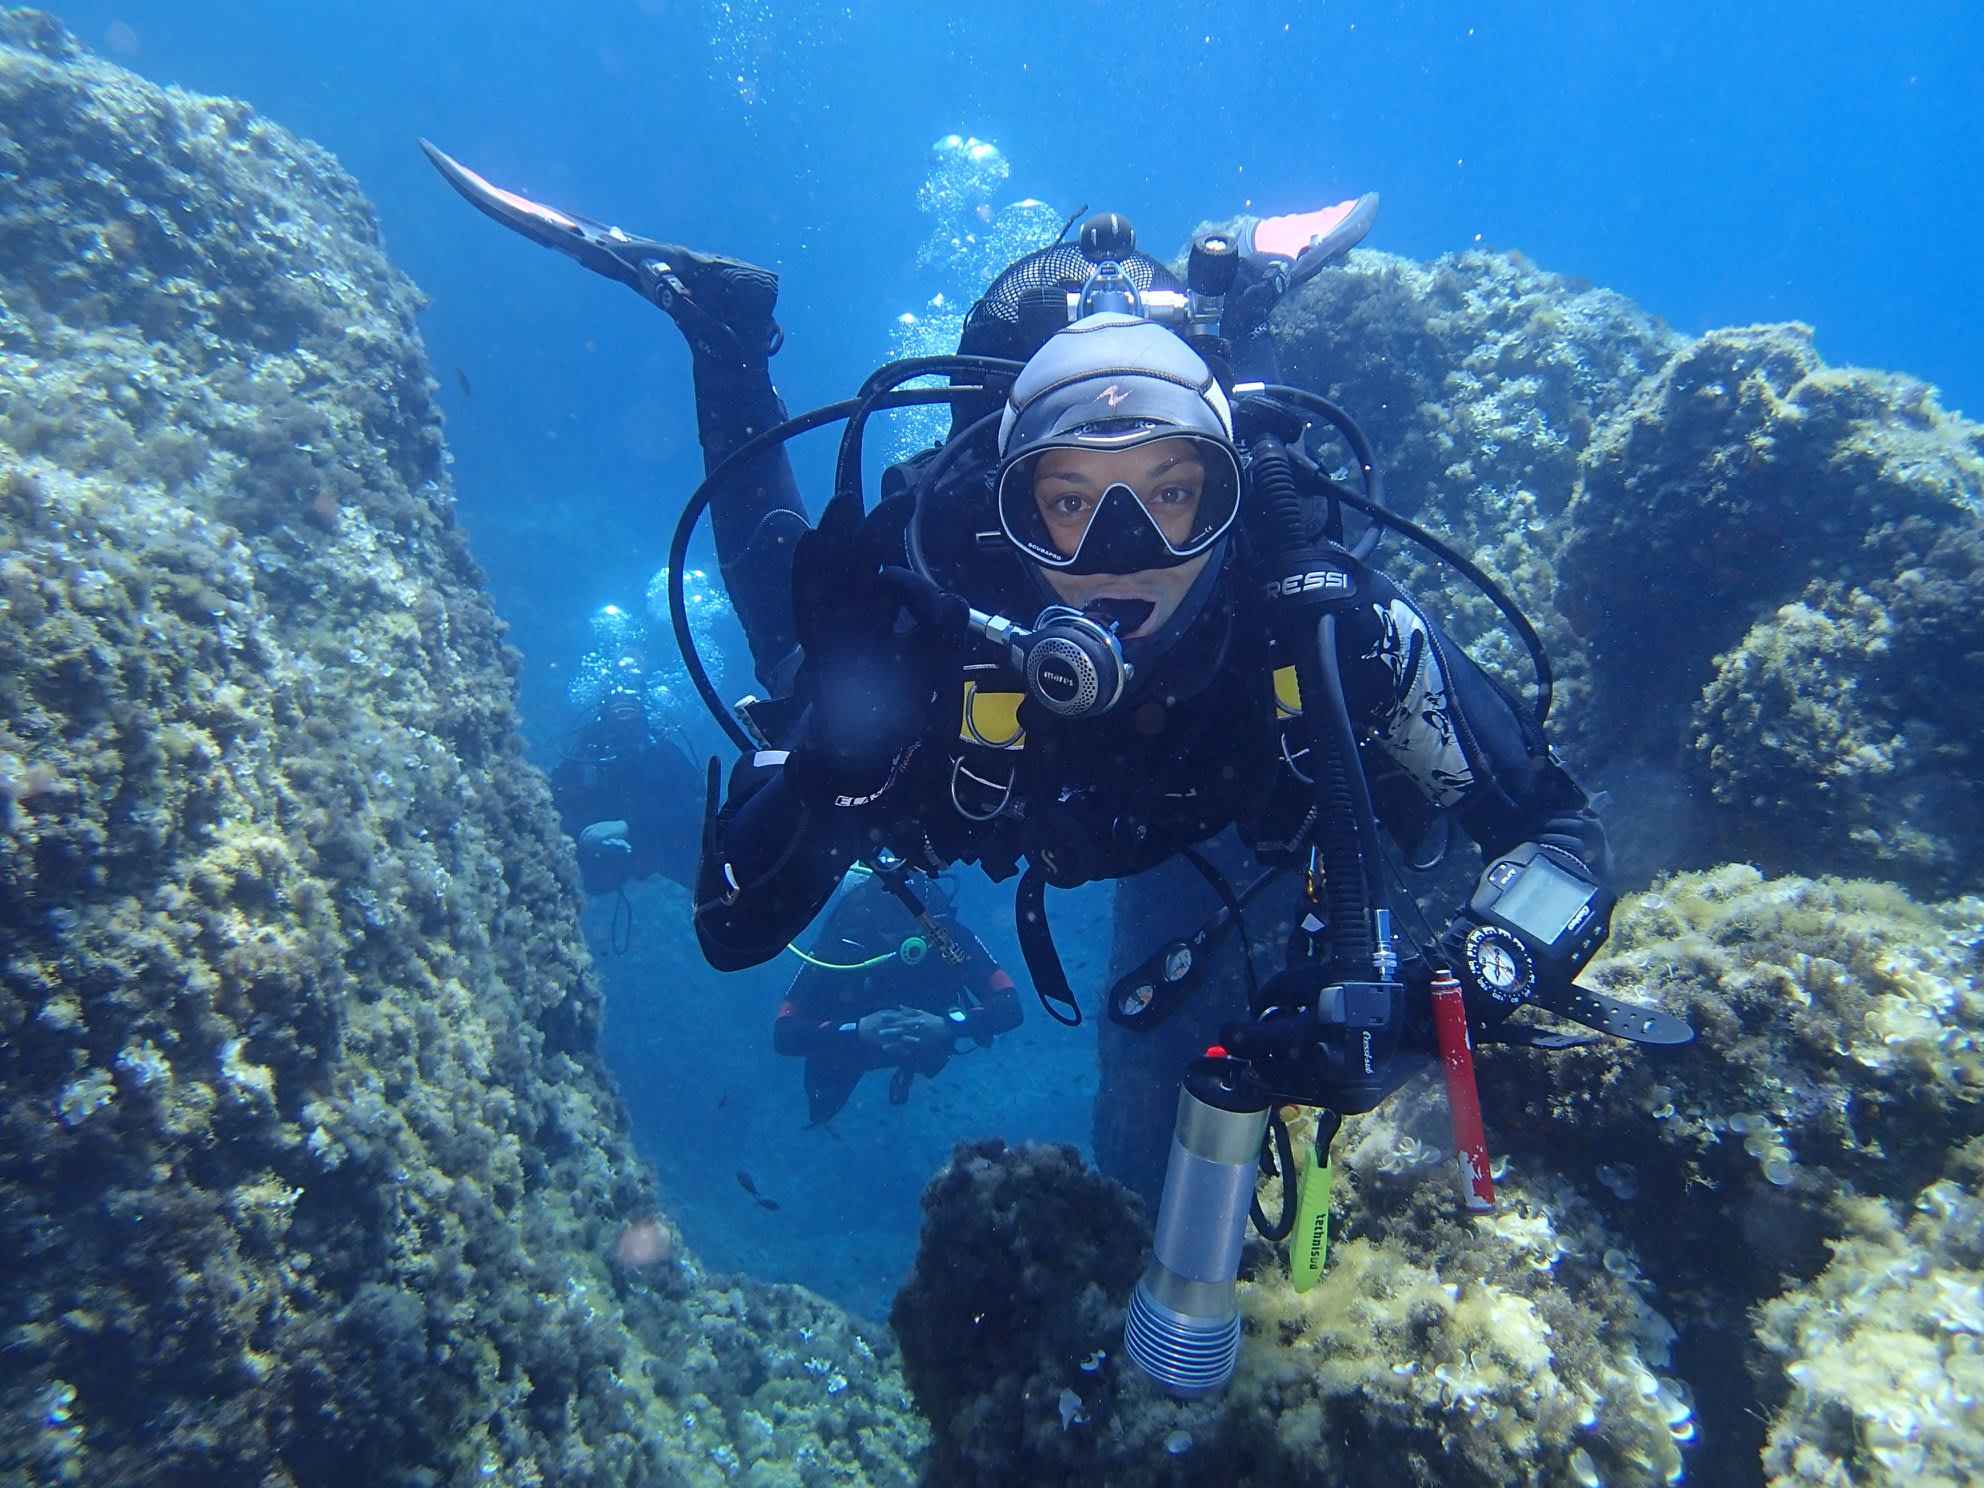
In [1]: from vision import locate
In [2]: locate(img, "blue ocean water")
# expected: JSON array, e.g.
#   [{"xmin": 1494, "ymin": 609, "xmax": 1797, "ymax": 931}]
[{"xmin": 40, "ymin": 0, "xmax": 1978, "ymax": 1316}]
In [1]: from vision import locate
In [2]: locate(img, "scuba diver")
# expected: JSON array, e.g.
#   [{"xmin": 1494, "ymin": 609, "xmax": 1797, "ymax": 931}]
[
  {"xmin": 426, "ymin": 140, "xmax": 1690, "ymax": 1396},
  {"xmin": 774, "ymin": 866, "xmax": 1021, "ymax": 1125},
  {"xmin": 549, "ymin": 679, "xmax": 703, "ymax": 899}
]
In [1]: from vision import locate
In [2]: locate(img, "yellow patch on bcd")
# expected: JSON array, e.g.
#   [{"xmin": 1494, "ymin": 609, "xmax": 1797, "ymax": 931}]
[
  {"xmin": 1274, "ymin": 665, "xmax": 1303, "ymax": 719},
  {"xmin": 960, "ymin": 683, "xmax": 1026, "ymax": 749}
]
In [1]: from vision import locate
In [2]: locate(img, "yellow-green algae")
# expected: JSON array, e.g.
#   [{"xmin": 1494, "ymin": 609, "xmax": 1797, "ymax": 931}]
[
  {"xmin": 1224, "ymin": 1092, "xmax": 1690, "ymax": 1488},
  {"xmin": 892, "ymin": 1130, "xmax": 1688, "ymax": 1487},
  {"xmin": 1460, "ymin": 866, "xmax": 1980, "ymax": 1482},
  {"xmin": 1560, "ymin": 325, "xmax": 1984, "ymax": 890},
  {"xmin": 0, "ymin": 12, "xmax": 923, "ymax": 1485},
  {"xmin": 1757, "ymin": 1138, "xmax": 1984, "ymax": 1487}
]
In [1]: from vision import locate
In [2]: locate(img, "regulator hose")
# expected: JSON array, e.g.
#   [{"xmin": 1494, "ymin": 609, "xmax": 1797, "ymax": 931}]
[{"xmin": 1250, "ymin": 431, "xmax": 1386, "ymax": 981}]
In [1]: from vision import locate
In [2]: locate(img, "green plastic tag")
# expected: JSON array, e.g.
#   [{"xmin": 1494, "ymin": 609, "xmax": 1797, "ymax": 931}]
[{"xmin": 1290, "ymin": 1143, "xmax": 1334, "ymax": 1293}]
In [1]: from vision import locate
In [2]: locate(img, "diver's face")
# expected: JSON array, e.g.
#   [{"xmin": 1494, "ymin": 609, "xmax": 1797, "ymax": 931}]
[
  {"xmin": 1031, "ymin": 439, "xmax": 1208, "ymax": 555},
  {"xmin": 1030, "ymin": 439, "xmax": 1210, "ymax": 640}
]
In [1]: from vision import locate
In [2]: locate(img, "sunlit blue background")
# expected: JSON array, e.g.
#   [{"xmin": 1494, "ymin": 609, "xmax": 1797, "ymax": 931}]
[{"xmin": 40, "ymin": 0, "xmax": 1980, "ymax": 1313}]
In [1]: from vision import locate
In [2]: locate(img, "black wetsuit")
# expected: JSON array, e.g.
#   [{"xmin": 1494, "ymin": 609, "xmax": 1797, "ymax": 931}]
[{"xmin": 773, "ymin": 877, "xmax": 1020, "ymax": 1124}]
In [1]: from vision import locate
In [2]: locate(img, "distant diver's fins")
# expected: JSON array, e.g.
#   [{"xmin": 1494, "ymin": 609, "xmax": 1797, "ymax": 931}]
[{"xmin": 418, "ymin": 139, "xmax": 781, "ymax": 362}]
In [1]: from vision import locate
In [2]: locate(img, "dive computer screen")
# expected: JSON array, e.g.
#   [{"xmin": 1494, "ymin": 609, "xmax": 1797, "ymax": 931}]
[{"xmin": 1494, "ymin": 858, "xmax": 1594, "ymax": 944}]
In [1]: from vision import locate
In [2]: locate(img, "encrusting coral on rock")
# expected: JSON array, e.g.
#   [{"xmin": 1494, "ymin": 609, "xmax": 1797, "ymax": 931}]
[
  {"xmin": 1755, "ymin": 1138, "xmax": 1984, "ymax": 1488},
  {"xmin": 0, "ymin": 13, "xmax": 923, "ymax": 1485},
  {"xmin": 1557, "ymin": 325, "xmax": 1984, "ymax": 890},
  {"xmin": 893, "ymin": 1136, "xmax": 1689, "ymax": 1487}
]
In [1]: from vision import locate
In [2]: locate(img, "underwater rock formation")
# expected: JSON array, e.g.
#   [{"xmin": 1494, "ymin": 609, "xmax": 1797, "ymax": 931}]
[
  {"xmin": 0, "ymin": 14, "xmax": 923, "ymax": 1485},
  {"xmin": 1269, "ymin": 244, "xmax": 1679, "ymax": 706},
  {"xmin": 894, "ymin": 1134, "xmax": 1690, "ymax": 1486},
  {"xmin": 1756, "ymin": 1138, "xmax": 1984, "ymax": 1488},
  {"xmin": 1560, "ymin": 326, "xmax": 1984, "ymax": 891},
  {"xmin": 891, "ymin": 1139, "xmax": 1155, "ymax": 1484},
  {"xmin": 1247, "ymin": 248, "xmax": 1984, "ymax": 893},
  {"xmin": 1472, "ymin": 866, "xmax": 1982, "ymax": 1481},
  {"xmin": 1073, "ymin": 867, "xmax": 1980, "ymax": 1484}
]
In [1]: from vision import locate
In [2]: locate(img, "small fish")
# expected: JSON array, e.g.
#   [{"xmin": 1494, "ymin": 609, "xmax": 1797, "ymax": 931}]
[
  {"xmin": 454, "ymin": 365, "xmax": 472, "ymax": 396},
  {"xmin": 715, "ymin": 1093, "xmax": 728, "ymax": 1110},
  {"xmin": 736, "ymin": 1170, "xmax": 781, "ymax": 1211}
]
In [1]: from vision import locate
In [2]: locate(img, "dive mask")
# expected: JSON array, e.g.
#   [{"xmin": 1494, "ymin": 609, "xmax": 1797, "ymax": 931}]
[{"xmin": 996, "ymin": 424, "xmax": 1240, "ymax": 575}]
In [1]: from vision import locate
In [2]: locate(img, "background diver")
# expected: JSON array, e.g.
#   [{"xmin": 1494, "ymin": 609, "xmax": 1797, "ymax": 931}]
[
  {"xmin": 774, "ymin": 865, "xmax": 1021, "ymax": 1126},
  {"xmin": 427, "ymin": 142, "xmax": 1691, "ymax": 1392},
  {"xmin": 549, "ymin": 674, "xmax": 702, "ymax": 900}
]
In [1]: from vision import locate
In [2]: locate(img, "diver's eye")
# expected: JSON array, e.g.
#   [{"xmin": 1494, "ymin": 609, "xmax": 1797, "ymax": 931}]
[
  {"xmin": 1148, "ymin": 483, "xmax": 1198, "ymax": 508},
  {"xmin": 1044, "ymin": 492, "xmax": 1092, "ymax": 520}
]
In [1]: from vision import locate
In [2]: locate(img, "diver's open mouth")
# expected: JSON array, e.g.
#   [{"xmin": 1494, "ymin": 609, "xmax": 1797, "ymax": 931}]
[{"xmin": 1082, "ymin": 596, "xmax": 1158, "ymax": 639}]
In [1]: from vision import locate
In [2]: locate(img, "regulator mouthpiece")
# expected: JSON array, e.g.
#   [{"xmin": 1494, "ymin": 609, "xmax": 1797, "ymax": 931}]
[{"xmin": 1123, "ymin": 1057, "xmax": 1271, "ymax": 1397}]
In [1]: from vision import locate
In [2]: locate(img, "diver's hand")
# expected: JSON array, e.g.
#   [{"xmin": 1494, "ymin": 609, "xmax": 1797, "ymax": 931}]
[
  {"xmin": 1532, "ymin": 809, "xmax": 1614, "ymax": 882},
  {"xmin": 856, "ymin": 1007, "xmax": 950, "ymax": 1060},
  {"xmin": 576, "ymin": 819, "xmax": 636, "ymax": 895},
  {"xmin": 579, "ymin": 820, "xmax": 633, "ymax": 856},
  {"xmin": 788, "ymin": 524, "xmax": 958, "ymax": 808}
]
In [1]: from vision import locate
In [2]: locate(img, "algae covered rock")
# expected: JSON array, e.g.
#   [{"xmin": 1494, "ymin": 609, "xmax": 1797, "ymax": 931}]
[
  {"xmin": 1259, "ymin": 251, "xmax": 1984, "ymax": 896},
  {"xmin": 1756, "ymin": 1142, "xmax": 1984, "ymax": 1488},
  {"xmin": 892, "ymin": 1132, "xmax": 1689, "ymax": 1487},
  {"xmin": 1558, "ymin": 325, "xmax": 1984, "ymax": 889},
  {"xmin": 1267, "ymin": 244, "xmax": 1678, "ymax": 698},
  {"xmin": 0, "ymin": 14, "xmax": 923, "ymax": 1486},
  {"xmin": 1467, "ymin": 866, "xmax": 1981, "ymax": 1479},
  {"xmin": 891, "ymin": 1139, "xmax": 1157, "ymax": 1485}
]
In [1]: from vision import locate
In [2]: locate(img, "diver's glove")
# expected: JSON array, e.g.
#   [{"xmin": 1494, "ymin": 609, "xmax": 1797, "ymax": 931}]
[
  {"xmin": 856, "ymin": 1006, "xmax": 951, "ymax": 1062},
  {"xmin": 1532, "ymin": 807, "xmax": 1614, "ymax": 882},
  {"xmin": 576, "ymin": 819, "xmax": 635, "ymax": 893},
  {"xmin": 579, "ymin": 819, "xmax": 633, "ymax": 856},
  {"xmin": 787, "ymin": 526, "xmax": 964, "ymax": 811}
]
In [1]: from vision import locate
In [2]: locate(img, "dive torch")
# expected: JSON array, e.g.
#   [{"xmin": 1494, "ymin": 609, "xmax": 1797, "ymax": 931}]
[{"xmin": 1122, "ymin": 1053, "xmax": 1272, "ymax": 1397}]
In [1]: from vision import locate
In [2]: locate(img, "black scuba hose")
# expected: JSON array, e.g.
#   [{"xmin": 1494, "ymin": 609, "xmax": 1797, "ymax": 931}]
[
  {"xmin": 1250, "ymin": 1109, "xmax": 1298, "ymax": 1242},
  {"xmin": 1257, "ymin": 384, "xmax": 1386, "ymax": 563},
  {"xmin": 906, "ymin": 408, "xmax": 1004, "ymax": 584},
  {"xmin": 1306, "ymin": 612, "xmax": 1388, "ymax": 975},
  {"xmin": 829, "ymin": 355, "xmax": 1025, "ymax": 533},
  {"xmin": 1251, "ymin": 431, "xmax": 1386, "ymax": 980},
  {"xmin": 666, "ymin": 384, "xmax": 990, "ymax": 750}
]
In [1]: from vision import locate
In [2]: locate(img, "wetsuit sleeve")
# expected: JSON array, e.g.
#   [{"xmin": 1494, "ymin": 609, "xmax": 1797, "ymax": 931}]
[
  {"xmin": 772, "ymin": 961, "xmax": 859, "ymax": 1057},
  {"xmin": 1340, "ymin": 567, "xmax": 1602, "ymax": 866},
  {"xmin": 952, "ymin": 926, "xmax": 1023, "ymax": 1042},
  {"xmin": 693, "ymin": 749, "xmax": 862, "ymax": 972}
]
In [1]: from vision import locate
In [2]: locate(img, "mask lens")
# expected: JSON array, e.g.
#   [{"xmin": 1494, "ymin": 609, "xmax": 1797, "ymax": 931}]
[{"xmin": 998, "ymin": 434, "xmax": 1239, "ymax": 574}]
